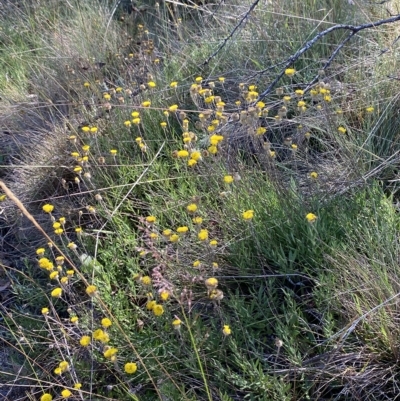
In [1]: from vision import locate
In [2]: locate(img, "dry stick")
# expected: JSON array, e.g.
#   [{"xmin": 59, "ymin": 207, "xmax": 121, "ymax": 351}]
[
  {"xmin": 202, "ymin": 0, "xmax": 261, "ymax": 66},
  {"xmin": 257, "ymin": 14, "xmax": 400, "ymax": 101}
]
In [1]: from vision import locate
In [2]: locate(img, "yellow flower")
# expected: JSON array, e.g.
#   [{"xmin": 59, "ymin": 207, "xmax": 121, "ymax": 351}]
[
  {"xmin": 101, "ymin": 318, "xmax": 112, "ymax": 328},
  {"xmin": 142, "ymin": 100, "xmax": 151, "ymax": 107},
  {"xmin": 193, "ymin": 260, "xmax": 201, "ymax": 268},
  {"xmin": 70, "ymin": 316, "xmax": 78, "ymax": 323},
  {"xmin": 110, "ymin": 149, "xmax": 117, "ymax": 155},
  {"xmin": 42, "ymin": 204, "xmax": 54, "ymax": 213},
  {"xmin": 188, "ymin": 159, "xmax": 197, "ymax": 167},
  {"xmin": 170, "ymin": 234, "xmax": 180, "ymax": 242},
  {"xmin": 242, "ymin": 210, "xmax": 254, "ymax": 220},
  {"xmin": 54, "ymin": 228, "xmax": 63, "ymax": 235},
  {"xmin": 198, "ymin": 229, "xmax": 209, "ymax": 241},
  {"xmin": 291, "ymin": 144, "xmax": 298, "ymax": 150},
  {"xmin": 218, "ymin": 77, "xmax": 225, "ymax": 83},
  {"xmin": 160, "ymin": 291, "xmax": 170, "ymax": 301},
  {"xmin": 103, "ymin": 347, "xmax": 118, "ymax": 359},
  {"xmin": 192, "ymin": 216, "xmax": 203, "ymax": 224},
  {"xmin": 51, "ymin": 288, "xmax": 62, "ymax": 298},
  {"xmin": 103, "ymin": 93, "xmax": 111, "ymax": 100},
  {"xmin": 81, "ymin": 126, "xmax": 90, "ymax": 132},
  {"xmin": 80, "ymin": 335, "xmax": 91, "ymax": 346},
  {"xmin": 61, "ymin": 389, "xmax": 72, "ymax": 398},
  {"xmin": 125, "ymin": 362, "xmax": 138, "ymax": 374},
  {"xmin": 209, "ymin": 240, "xmax": 218, "ymax": 248},
  {"xmin": 297, "ymin": 100, "xmax": 306, "ymax": 108},
  {"xmin": 59, "ymin": 361, "xmax": 69, "ymax": 372},
  {"xmin": 124, "ymin": 120, "xmax": 131, "ymax": 127},
  {"xmin": 205, "ymin": 277, "xmax": 218, "ymax": 289},
  {"xmin": 73, "ymin": 383, "xmax": 82, "ymax": 389},
  {"xmin": 146, "ymin": 215, "xmax": 156, "ymax": 223},
  {"xmin": 285, "ymin": 68, "xmax": 296, "ymax": 77},
  {"xmin": 366, "ymin": 106, "xmax": 374, "ymax": 113},
  {"xmin": 190, "ymin": 151, "xmax": 201, "ymax": 161},
  {"xmin": 54, "ymin": 367, "xmax": 62, "ymax": 375},
  {"xmin": 170, "ymin": 81, "xmax": 178, "ymax": 88},
  {"xmin": 338, "ymin": 126, "xmax": 346, "ymax": 134},
  {"xmin": 168, "ymin": 104, "xmax": 179, "ymax": 112},
  {"xmin": 208, "ymin": 145, "xmax": 218, "ymax": 154},
  {"xmin": 67, "ymin": 270, "xmax": 74, "ymax": 276},
  {"xmin": 148, "ymin": 81, "xmax": 156, "ymax": 88},
  {"xmin": 295, "ymin": 89, "xmax": 304, "ymax": 96},
  {"xmin": 36, "ymin": 248, "xmax": 45, "ymax": 256},
  {"xmin": 60, "ymin": 277, "xmax": 68, "ymax": 284},
  {"xmin": 222, "ymin": 325, "xmax": 231, "ymax": 336},
  {"xmin": 195, "ymin": 76, "xmax": 203, "ymax": 83},
  {"xmin": 177, "ymin": 150, "xmax": 189, "ymax": 158},
  {"xmin": 146, "ymin": 300, "xmax": 156, "ymax": 310},
  {"xmin": 160, "ymin": 121, "xmax": 167, "ymax": 128},
  {"xmin": 83, "ymin": 82, "xmax": 90, "ymax": 88},
  {"xmin": 306, "ymin": 213, "xmax": 317, "ymax": 223},
  {"xmin": 90, "ymin": 127, "xmax": 98, "ymax": 134},
  {"xmin": 310, "ymin": 172, "xmax": 318, "ymax": 179},
  {"xmin": 40, "ymin": 394, "xmax": 53, "ymax": 401},
  {"xmin": 42, "ymin": 307, "xmax": 49, "ymax": 315},
  {"xmin": 212, "ymin": 262, "xmax": 219, "ymax": 269},
  {"xmin": 86, "ymin": 285, "xmax": 97, "ymax": 296},
  {"xmin": 177, "ymin": 226, "xmax": 189, "ymax": 233},
  {"xmin": 49, "ymin": 271, "xmax": 59, "ymax": 280},
  {"xmin": 153, "ymin": 304, "xmax": 164, "ymax": 316},
  {"xmin": 224, "ymin": 175, "xmax": 234, "ymax": 184},
  {"xmin": 0, "ymin": 194, "xmax": 6, "ymax": 201},
  {"xmin": 172, "ymin": 318, "xmax": 182, "ymax": 329},
  {"xmin": 162, "ymin": 229, "xmax": 172, "ymax": 236},
  {"xmin": 140, "ymin": 276, "xmax": 151, "ymax": 286},
  {"xmin": 187, "ymin": 203, "xmax": 197, "ymax": 213},
  {"xmin": 256, "ymin": 127, "xmax": 266, "ymax": 136},
  {"xmin": 132, "ymin": 117, "xmax": 141, "ymax": 125}
]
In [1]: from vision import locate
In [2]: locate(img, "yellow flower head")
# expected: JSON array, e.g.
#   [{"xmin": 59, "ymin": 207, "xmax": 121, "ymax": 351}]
[
  {"xmin": 141, "ymin": 276, "xmax": 152, "ymax": 285},
  {"xmin": 170, "ymin": 234, "xmax": 180, "ymax": 242},
  {"xmin": 125, "ymin": 362, "xmax": 138, "ymax": 374},
  {"xmin": 160, "ymin": 291, "xmax": 170, "ymax": 301},
  {"xmin": 195, "ymin": 76, "xmax": 203, "ymax": 83},
  {"xmin": 146, "ymin": 215, "xmax": 156, "ymax": 224},
  {"xmin": 177, "ymin": 150, "xmax": 189, "ymax": 158},
  {"xmin": 142, "ymin": 100, "xmax": 151, "ymax": 108},
  {"xmin": 172, "ymin": 318, "xmax": 182, "ymax": 329},
  {"xmin": 205, "ymin": 277, "xmax": 218, "ymax": 289},
  {"xmin": 306, "ymin": 213, "xmax": 317, "ymax": 223},
  {"xmin": 366, "ymin": 106, "xmax": 374, "ymax": 113},
  {"xmin": 153, "ymin": 304, "xmax": 164, "ymax": 316},
  {"xmin": 176, "ymin": 226, "xmax": 189, "ymax": 234},
  {"xmin": 218, "ymin": 77, "xmax": 225, "ymax": 83},
  {"xmin": 223, "ymin": 324, "xmax": 231, "ymax": 336},
  {"xmin": 162, "ymin": 229, "xmax": 172, "ymax": 236},
  {"xmin": 168, "ymin": 104, "xmax": 179, "ymax": 112},
  {"xmin": 42, "ymin": 307, "xmax": 49, "ymax": 315},
  {"xmin": 192, "ymin": 216, "xmax": 203, "ymax": 224},
  {"xmin": 285, "ymin": 68, "xmax": 296, "ymax": 77},
  {"xmin": 36, "ymin": 248, "xmax": 45, "ymax": 256},
  {"xmin": 187, "ymin": 203, "xmax": 198, "ymax": 213},
  {"xmin": 42, "ymin": 204, "xmax": 54, "ymax": 213},
  {"xmin": 40, "ymin": 394, "xmax": 53, "ymax": 401},
  {"xmin": 61, "ymin": 389, "xmax": 72, "ymax": 398},
  {"xmin": 59, "ymin": 361, "xmax": 69, "ymax": 372},
  {"xmin": 51, "ymin": 288, "xmax": 62, "ymax": 298},
  {"xmin": 209, "ymin": 240, "xmax": 218, "ymax": 248},
  {"xmin": 338, "ymin": 126, "xmax": 347, "ymax": 134},
  {"xmin": 101, "ymin": 318, "xmax": 112, "ymax": 328},
  {"xmin": 146, "ymin": 300, "xmax": 156, "ymax": 310},
  {"xmin": 80, "ymin": 335, "xmax": 91, "ymax": 346},
  {"xmin": 86, "ymin": 285, "xmax": 97, "ymax": 296},
  {"xmin": 242, "ymin": 210, "xmax": 254, "ymax": 220},
  {"xmin": 224, "ymin": 175, "xmax": 234, "ymax": 184},
  {"xmin": 103, "ymin": 347, "xmax": 118, "ymax": 359},
  {"xmin": 198, "ymin": 229, "xmax": 209, "ymax": 241},
  {"xmin": 148, "ymin": 81, "xmax": 156, "ymax": 88},
  {"xmin": 170, "ymin": 81, "xmax": 178, "ymax": 88},
  {"xmin": 310, "ymin": 172, "xmax": 318, "ymax": 179}
]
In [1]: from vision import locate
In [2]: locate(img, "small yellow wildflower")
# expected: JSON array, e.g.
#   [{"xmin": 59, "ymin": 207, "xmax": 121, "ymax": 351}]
[
  {"xmin": 0, "ymin": 194, "xmax": 6, "ymax": 201},
  {"xmin": 218, "ymin": 77, "xmax": 225, "ymax": 83},
  {"xmin": 132, "ymin": 117, "xmax": 141, "ymax": 125},
  {"xmin": 49, "ymin": 271, "xmax": 59, "ymax": 280},
  {"xmin": 103, "ymin": 93, "xmax": 111, "ymax": 100},
  {"xmin": 162, "ymin": 229, "xmax": 172, "ymax": 236},
  {"xmin": 192, "ymin": 216, "xmax": 203, "ymax": 224},
  {"xmin": 224, "ymin": 175, "xmax": 234, "ymax": 184},
  {"xmin": 90, "ymin": 127, "xmax": 98, "ymax": 134},
  {"xmin": 223, "ymin": 325, "xmax": 232, "ymax": 336},
  {"xmin": 242, "ymin": 210, "xmax": 254, "ymax": 220},
  {"xmin": 306, "ymin": 213, "xmax": 317, "ymax": 223},
  {"xmin": 172, "ymin": 318, "xmax": 182, "ymax": 329},
  {"xmin": 83, "ymin": 82, "xmax": 90, "ymax": 88},
  {"xmin": 193, "ymin": 260, "xmax": 201, "ymax": 268},
  {"xmin": 169, "ymin": 104, "xmax": 179, "ymax": 112},
  {"xmin": 51, "ymin": 288, "xmax": 62, "ymax": 298},
  {"xmin": 291, "ymin": 144, "xmax": 298, "ymax": 150},
  {"xmin": 170, "ymin": 234, "xmax": 180, "ymax": 242},
  {"xmin": 125, "ymin": 362, "xmax": 138, "ymax": 374},
  {"xmin": 187, "ymin": 203, "xmax": 198, "ymax": 213},
  {"xmin": 41, "ymin": 394, "xmax": 53, "ymax": 401},
  {"xmin": 208, "ymin": 145, "xmax": 218, "ymax": 154},
  {"xmin": 54, "ymin": 367, "xmax": 62, "ymax": 375},
  {"xmin": 101, "ymin": 318, "xmax": 112, "ymax": 328},
  {"xmin": 81, "ymin": 126, "xmax": 90, "ymax": 132},
  {"xmin": 70, "ymin": 316, "xmax": 78, "ymax": 324},
  {"xmin": 142, "ymin": 100, "xmax": 151, "ymax": 107},
  {"xmin": 61, "ymin": 389, "xmax": 72, "ymax": 398},
  {"xmin": 59, "ymin": 361, "xmax": 69, "ymax": 372},
  {"xmin": 338, "ymin": 126, "xmax": 347, "ymax": 134},
  {"xmin": 297, "ymin": 100, "xmax": 306, "ymax": 108},
  {"xmin": 54, "ymin": 228, "xmax": 63, "ymax": 235},
  {"xmin": 170, "ymin": 81, "xmax": 178, "ymax": 88},
  {"xmin": 86, "ymin": 285, "xmax": 97, "ymax": 296},
  {"xmin": 205, "ymin": 277, "xmax": 218, "ymax": 289},
  {"xmin": 285, "ymin": 68, "xmax": 296, "ymax": 77},
  {"xmin": 146, "ymin": 215, "xmax": 156, "ymax": 223},
  {"xmin": 295, "ymin": 89, "xmax": 304, "ymax": 96},
  {"xmin": 124, "ymin": 120, "xmax": 131, "ymax": 127},
  {"xmin": 366, "ymin": 106, "xmax": 374, "ymax": 113},
  {"xmin": 42, "ymin": 307, "xmax": 49, "ymax": 315},
  {"xmin": 160, "ymin": 291, "xmax": 170, "ymax": 301},
  {"xmin": 141, "ymin": 276, "xmax": 152, "ymax": 286},
  {"xmin": 198, "ymin": 229, "xmax": 209, "ymax": 241},
  {"xmin": 103, "ymin": 347, "xmax": 118, "ymax": 359},
  {"xmin": 148, "ymin": 81, "xmax": 156, "ymax": 88},
  {"xmin": 160, "ymin": 121, "xmax": 167, "ymax": 128},
  {"xmin": 153, "ymin": 304, "xmax": 164, "ymax": 316},
  {"xmin": 256, "ymin": 127, "xmax": 267, "ymax": 136},
  {"xmin": 80, "ymin": 335, "xmax": 91, "ymax": 346},
  {"xmin": 177, "ymin": 226, "xmax": 189, "ymax": 234},
  {"xmin": 73, "ymin": 383, "xmax": 82, "ymax": 389},
  {"xmin": 209, "ymin": 239, "xmax": 218, "ymax": 247},
  {"xmin": 146, "ymin": 300, "xmax": 156, "ymax": 310},
  {"xmin": 42, "ymin": 204, "xmax": 54, "ymax": 213},
  {"xmin": 36, "ymin": 248, "xmax": 45, "ymax": 256},
  {"xmin": 310, "ymin": 172, "xmax": 318, "ymax": 179},
  {"xmin": 195, "ymin": 76, "xmax": 203, "ymax": 83},
  {"xmin": 177, "ymin": 150, "xmax": 189, "ymax": 158},
  {"xmin": 110, "ymin": 149, "xmax": 117, "ymax": 155}
]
